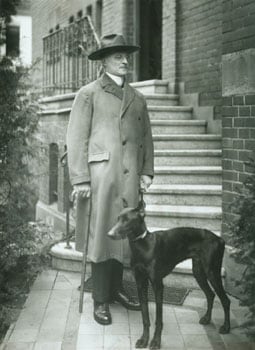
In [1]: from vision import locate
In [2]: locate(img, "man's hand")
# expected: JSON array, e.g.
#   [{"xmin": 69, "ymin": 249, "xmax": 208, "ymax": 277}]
[
  {"xmin": 140, "ymin": 175, "xmax": 153, "ymax": 192},
  {"xmin": 72, "ymin": 183, "xmax": 91, "ymax": 200}
]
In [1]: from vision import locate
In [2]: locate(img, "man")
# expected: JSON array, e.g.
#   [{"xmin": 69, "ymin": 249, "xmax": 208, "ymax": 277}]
[{"xmin": 66, "ymin": 34, "xmax": 154, "ymax": 325}]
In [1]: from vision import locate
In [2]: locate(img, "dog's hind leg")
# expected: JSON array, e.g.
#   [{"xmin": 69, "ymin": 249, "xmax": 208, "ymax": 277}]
[
  {"xmin": 134, "ymin": 270, "xmax": 150, "ymax": 349},
  {"xmin": 192, "ymin": 258, "xmax": 215, "ymax": 325},
  {"xmin": 150, "ymin": 279, "xmax": 164, "ymax": 350},
  {"xmin": 207, "ymin": 241, "xmax": 231, "ymax": 334}
]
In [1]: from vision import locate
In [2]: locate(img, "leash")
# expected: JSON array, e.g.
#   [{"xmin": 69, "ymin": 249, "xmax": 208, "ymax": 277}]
[{"xmin": 139, "ymin": 188, "xmax": 146, "ymax": 210}]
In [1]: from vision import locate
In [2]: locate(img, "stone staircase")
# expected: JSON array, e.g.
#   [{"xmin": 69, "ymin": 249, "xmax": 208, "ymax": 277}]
[
  {"xmin": 50, "ymin": 79, "xmax": 222, "ymax": 287},
  {"xmin": 131, "ymin": 79, "xmax": 222, "ymax": 260}
]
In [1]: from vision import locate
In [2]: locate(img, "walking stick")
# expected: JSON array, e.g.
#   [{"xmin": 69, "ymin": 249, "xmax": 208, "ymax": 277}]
[{"xmin": 78, "ymin": 195, "xmax": 91, "ymax": 313}]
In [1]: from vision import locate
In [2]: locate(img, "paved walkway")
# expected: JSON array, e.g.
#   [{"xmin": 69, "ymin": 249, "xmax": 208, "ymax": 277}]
[{"xmin": 0, "ymin": 269, "xmax": 254, "ymax": 350}]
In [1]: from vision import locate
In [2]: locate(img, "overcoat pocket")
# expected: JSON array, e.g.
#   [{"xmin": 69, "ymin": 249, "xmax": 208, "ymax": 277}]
[{"xmin": 88, "ymin": 152, "xmax": 110, "ymax": 163}]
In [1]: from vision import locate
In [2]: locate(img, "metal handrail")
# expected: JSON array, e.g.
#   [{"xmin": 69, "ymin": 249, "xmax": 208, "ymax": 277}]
[{"xmin": 43, "ymin": 16, "xmax": 100, "ymax": 96}]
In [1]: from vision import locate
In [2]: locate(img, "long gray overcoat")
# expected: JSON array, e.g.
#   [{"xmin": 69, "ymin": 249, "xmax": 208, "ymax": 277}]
[{"xmin": 66, "ymin": 73, "xmax": 154, "ymax": 264}]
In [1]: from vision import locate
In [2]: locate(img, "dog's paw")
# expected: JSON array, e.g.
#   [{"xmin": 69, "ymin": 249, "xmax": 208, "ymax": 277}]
[
  {"xmin": 199, "ymin": 315, "xmax": 211, "ymax": 325},
  {"xmin": 219, "ymin": 324, "xmax": 230, "ymax": 334},
  {"xmin": 136, "ymin": 337, "xmax": 149, "ymax": 348},
  {"xmin": 149, "ymin": 338, "xmax": 161, "ymax": 349}
]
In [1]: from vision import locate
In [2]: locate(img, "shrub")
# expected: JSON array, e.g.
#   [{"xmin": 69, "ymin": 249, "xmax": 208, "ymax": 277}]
[
  {"xmin": 228, "ymin": 160, "xmax": 255, "ymax": 339},
  {"xmin": 0, "ymin": 57, "xmax": 41, "ymax": 339}
]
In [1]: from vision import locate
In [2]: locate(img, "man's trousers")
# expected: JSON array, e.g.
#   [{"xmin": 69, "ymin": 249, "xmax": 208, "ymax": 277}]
[{"xmin": 91, "ymin": 259, "xmax": 123, "ymax": 303}]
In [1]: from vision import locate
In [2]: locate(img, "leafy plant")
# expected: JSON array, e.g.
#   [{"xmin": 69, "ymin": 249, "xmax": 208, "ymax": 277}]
[
  {"xmin": 0, "ymin": 57, "xmax": 42, "ymax": 340},
  {"xmin": 228, "ymin": 159, "xmax": 255, "ymax": 339}
]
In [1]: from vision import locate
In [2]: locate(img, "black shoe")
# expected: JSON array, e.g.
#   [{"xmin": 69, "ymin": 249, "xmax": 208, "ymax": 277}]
[
  {"xmin": 93, "ymin": 302, "xmax": 112, "ymax": 325},
  {"xmin": 113, "ymin": 289, "xmax": 141, "ymax": 311}
]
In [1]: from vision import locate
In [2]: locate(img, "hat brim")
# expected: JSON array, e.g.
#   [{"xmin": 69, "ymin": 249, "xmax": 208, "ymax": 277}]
[{"xmin": 88, "ymin": 45, "xmax": 140, "ymax": 60}]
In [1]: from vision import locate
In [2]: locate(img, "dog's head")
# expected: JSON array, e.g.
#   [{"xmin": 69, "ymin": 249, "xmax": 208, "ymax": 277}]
[{"xmin": 107, "ymin": 200, "xmax": 146, "ymax": 241}]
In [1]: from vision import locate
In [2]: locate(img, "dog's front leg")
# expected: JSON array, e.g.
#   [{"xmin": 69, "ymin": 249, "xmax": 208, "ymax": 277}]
[
  {"xmin": 150, "ymin": 279, "xmax": 163, "ymax": 349},
  {"xmin": 134, "ymin": 270, "xmax": 150, "ymax": 348}
]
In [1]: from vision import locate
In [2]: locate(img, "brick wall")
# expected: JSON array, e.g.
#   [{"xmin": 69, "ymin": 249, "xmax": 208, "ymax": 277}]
[
  {"xmin": 222, "ymin": 94, "xmax": 255, "ymax": 233},
  {"xmin": 176, "ymin": 0, "xmax": 222, "ymax": 119},
  {"xmin": 222, "ymin": 1, "xmax": 255, "ymax": 241},
  {"xmin": 222, "ymin": 0, "xmax": 255, "ymax": 54},
  {"xmin": 162, "ymin": 0, "xmax": 176, "ymax": 88}
]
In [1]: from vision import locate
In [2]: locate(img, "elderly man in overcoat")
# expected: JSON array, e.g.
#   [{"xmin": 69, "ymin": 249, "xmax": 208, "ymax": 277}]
[{"xmin": 66, "ymin": 34, "xmax": 154, "ymax": 325}]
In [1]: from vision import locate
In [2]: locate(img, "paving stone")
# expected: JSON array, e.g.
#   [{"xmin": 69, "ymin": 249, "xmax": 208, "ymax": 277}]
[
  {"xmin": 8, "ymin": 329, "xmax": 38, "ymax": 343},
  {"xmin": 15, "ymin": 308, "xmax": 45, "ymax": 329},
  {"xmin": 33, "ymin": 342, "xmax": 62, "ymax": 350},
  {"xmin": 76, "ymin": 334, "xmax": 104, "ymax": 349},
  {"xmin": 31, "ymin": 270, "xmax": 57, "ymax": 290},
  {"xmin": 174, "ymin": 308, "xmax": 200, "ymax": 323},
  {"xmin": 40, "ymin": 316, "xmax": 67, "ymax": 330},
  {"xmin": 183, "ymin": 334, "xmax": 213, "ymax": 348},
  {"xmin": 37, "ymin": 327, "xmax": 65, "ymax": 341},
  {"xmin": 78, "ymin": 322, "xmax": 104, "ymax": 335},
  {"xmin": 61, "ymin": 342, "xmax": 77, "ymax": 350},
  {"xmin": 162, "ymin": 323, "xmax": 181, "ymax": 335},
  {"xmin": 63, "ymin": 290, "xmax": 81, "ymax": 343},
  {"xmin": 179, "ymin": 323, "xmax": 207, "ymax": 335},
  {"xmin": 104, "ymin": 334, "xmax": 131, "ymax": 350},
  {"xmin": 2, "ymin": 269, "xmax": 253, "ymax": 350},
  {"xmin": 1, "ymin": 343, "xmax": 34, "ymax": 350},
  {"xmin": 104, "ymin": 323, "xmax": 130, "ymax": 335},
  {"xmin": 110, "ymin": 307, "xmax": 129, "ymax": 324},
  {"xmin": 127, "ymin": 310, "xmax": 142, "ymax": 324},
  {"xmin": 154, "ymin": 334, "xmax": 185, "ymax": 349},
  {"xmin": 24, "ymin": 290, "xmax": 51, "ymax": 309}
]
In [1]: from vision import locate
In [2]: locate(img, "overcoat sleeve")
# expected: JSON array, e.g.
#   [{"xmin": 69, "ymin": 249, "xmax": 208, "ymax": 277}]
[
  {"xmin": 66, "ymin": 87, "xmax": 93, "ymax": 186},
  {"xmin": 141, "ymin": 99, "xmax": 154, "ymax": 177}
]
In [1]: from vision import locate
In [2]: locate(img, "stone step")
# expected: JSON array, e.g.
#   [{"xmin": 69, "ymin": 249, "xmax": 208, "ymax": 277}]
[
  {"xmin": 154, "ymin": 149, "xmax": 222, "ymax": 166},
  {"xmin": 151, "ymin": 120, "xmax": 207, "ymax": 135},
  {"xmin": 153, "ymin": 134, "xmax": 222, "ymax": 149},
  {"xmin": 131, "ymin": 79, "xmax": 169, "ymax": 94},
  {"xmin": 145, "ymin": 184, "xmax": 222, "ymax": 206},
  {"xmin": 144, "ymin": 93, "xmax": 179, "ymax": 106},
  {"xmin": 39, "ymin": 93, "xmax": 75, "ymax": 110},
  {"xmin": 153, "ymin": 165, "xmax": 222, "ymax": 185},
  {"xmin": 144, "ymin": 204, "xmax": 222, "ymax": 231},
  {"xmin": 148, "ymin": 105, "xmax": 193, "ymax": 120}
]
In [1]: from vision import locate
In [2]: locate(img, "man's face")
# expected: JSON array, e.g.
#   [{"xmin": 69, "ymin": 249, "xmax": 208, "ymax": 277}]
[{"xmin": 103, "ymin": 52, "xmax": 129, "ymax": 76}]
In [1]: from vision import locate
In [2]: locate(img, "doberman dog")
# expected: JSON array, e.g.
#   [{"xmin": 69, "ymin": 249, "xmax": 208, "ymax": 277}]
[{"xmin": 107, "ymin": 202, "xmax": 230, "ymax": 350}]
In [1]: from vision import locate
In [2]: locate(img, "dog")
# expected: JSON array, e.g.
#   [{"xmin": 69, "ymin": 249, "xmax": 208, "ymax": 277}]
[{"xmin": 107, "ymin": 202, "xmax": 230, "ymax": 350}]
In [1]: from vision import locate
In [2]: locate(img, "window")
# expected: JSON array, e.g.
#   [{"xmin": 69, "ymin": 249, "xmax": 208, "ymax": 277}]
[
  {"xmin": 6, "ymin": 25, "xmax": 19, "ymax": 57},
  {"xmin": 96, "ymin": 0, "xmax": 102, "ymax": 35},
  {"xmin": 86, "ymin": 5, "xmax": 92, "ymax": 17}
]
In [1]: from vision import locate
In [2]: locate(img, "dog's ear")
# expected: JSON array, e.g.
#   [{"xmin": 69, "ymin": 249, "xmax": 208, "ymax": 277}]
[{"xmin": 137, "ymin": 199, "xmax": 146, "ymax": 217}]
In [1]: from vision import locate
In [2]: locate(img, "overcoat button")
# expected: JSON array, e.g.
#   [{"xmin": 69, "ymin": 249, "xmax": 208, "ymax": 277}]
[
  {"xmin": 124, "ymin": 169, "xmax": 129, "ymax": 174},
  {"xmin": 122, "ymin": 198, "xmax": 128, "ymax": 208},
  {"xmin": 122, "ymin": 140, "xmax": 126, "ymax": 145}
]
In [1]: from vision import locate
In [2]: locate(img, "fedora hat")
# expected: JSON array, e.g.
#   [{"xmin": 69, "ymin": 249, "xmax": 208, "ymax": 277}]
[{"xmin": 88, "ymin": 33, "xmax": 140, "ymax": 60}]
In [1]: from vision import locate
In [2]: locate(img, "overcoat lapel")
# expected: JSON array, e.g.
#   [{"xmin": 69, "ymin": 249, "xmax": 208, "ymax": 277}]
[
  {"xmin": 120, "ymin": 82, "xmax": 135, "ymax": 118},
  {"xmin": 100, "ymin": 73, "xmax": 123, "ymax": 100}
]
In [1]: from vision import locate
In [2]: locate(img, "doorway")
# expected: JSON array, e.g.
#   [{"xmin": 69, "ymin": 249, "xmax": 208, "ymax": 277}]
[{"xmin": 135, "ymin": 0, "xmax": 162, "ymax": 81}]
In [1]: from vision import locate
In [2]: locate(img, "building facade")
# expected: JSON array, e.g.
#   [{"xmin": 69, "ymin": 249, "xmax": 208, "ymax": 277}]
[
  {"xmin": 32, "ymin": 0, "xmax": 255, "ymax": 295},
  {"xmin": 0, "ymin": 0, "xmax": 32, "ymax": 65}
]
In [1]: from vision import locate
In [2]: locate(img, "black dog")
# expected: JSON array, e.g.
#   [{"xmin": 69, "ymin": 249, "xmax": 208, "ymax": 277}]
[{"xmin": 108, "ymin": 203, "xmax": 230, "ymax": 350}]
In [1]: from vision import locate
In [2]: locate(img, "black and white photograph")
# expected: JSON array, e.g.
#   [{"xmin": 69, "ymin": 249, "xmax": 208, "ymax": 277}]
[{"xmin": 0, "ymin": 0, "xmax": 255, "ymax": 349}]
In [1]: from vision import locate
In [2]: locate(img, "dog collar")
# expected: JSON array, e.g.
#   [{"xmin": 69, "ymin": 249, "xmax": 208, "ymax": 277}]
[{"xmin": 132, "ymin": 230, "xmax": 148, "ymax": 242}]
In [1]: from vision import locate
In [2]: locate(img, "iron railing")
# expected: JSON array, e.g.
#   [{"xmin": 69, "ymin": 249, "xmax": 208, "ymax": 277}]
[{"xmin": 43, "ymin": 16, "xmax": 100, "ymax": 95}]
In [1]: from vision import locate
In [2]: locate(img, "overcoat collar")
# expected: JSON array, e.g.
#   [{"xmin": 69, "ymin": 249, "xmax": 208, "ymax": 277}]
[
  {"xmin": 100, "ymin": 73, "xmax": 123, "ymax": 100},
  {"xmin": 99, "ymin": 73, "xmax": 135, "ymax": 118}
]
